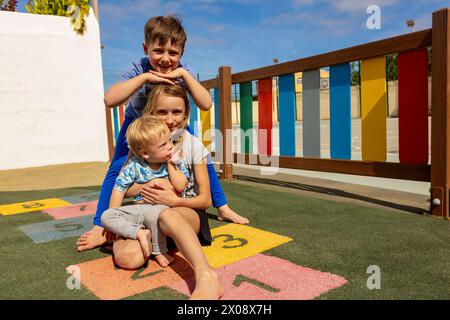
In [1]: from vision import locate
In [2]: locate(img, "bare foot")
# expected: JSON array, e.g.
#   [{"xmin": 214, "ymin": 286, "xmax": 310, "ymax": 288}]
[
  {"xmin": 76, "ymin": 226, "xmax": 114, "ymax": 252},
  {"xmin": 136, "ymin": 229, "xmax": 152, "ymax": 258},
  {"xmin": 154, "ymin": 253, "xmax": 174, "ymax": 268},
  {"xmin": 217, "ymin": 205, "xmax": 249, "ymax": 225},
  {"xmin": 190, "ymin": 268, "xmax": 223, "ymax": 300}
]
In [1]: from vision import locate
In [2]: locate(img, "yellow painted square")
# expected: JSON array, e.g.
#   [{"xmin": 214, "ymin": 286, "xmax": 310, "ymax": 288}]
[
  {"xmin": 203, "ymin": 224, "xmax": 292, "ymax": 268},
  {"xmin": 0, "ymin": 198, "xmax": 72, "ymax": 216}
]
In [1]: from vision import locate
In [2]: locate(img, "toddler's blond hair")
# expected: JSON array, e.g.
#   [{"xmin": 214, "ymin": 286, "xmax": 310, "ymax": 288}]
[{"xmin": 126, "ymin": 114, "xmax": 169, "ymax": 159}]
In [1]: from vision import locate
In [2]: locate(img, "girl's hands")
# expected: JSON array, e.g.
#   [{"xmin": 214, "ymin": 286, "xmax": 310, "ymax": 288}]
[
  {"xmin": 146, "ymin": 178, "xmax": 175, "ymax": 192},
  {"xmin": 141, "ymin": 182, "xmax": 181, "ymax": 207}
]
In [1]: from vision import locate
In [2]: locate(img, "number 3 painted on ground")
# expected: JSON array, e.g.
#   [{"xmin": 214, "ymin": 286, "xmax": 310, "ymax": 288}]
[{"xmin": 212, "ymin": 234, "xmax": 248, "ymax": 248}]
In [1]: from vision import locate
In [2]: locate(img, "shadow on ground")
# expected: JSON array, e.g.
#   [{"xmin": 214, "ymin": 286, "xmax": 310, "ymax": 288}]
[{"xmin": 234, "ymin": 174, "xmax": 429, "ymax": 216}]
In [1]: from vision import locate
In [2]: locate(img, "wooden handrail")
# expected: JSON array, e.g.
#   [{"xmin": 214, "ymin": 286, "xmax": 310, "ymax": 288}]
[{"xmin": 200, "ymin": 29, "xmax": 431, "ymax": 88}]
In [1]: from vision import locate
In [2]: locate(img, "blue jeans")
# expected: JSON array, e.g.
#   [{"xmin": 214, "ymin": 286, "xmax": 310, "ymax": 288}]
[{"xmin": 93, "ymin": 118, "xmax": 227, "ymax": 227}]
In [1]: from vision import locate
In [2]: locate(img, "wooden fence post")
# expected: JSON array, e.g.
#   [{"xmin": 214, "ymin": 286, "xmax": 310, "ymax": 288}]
[
  {"xmin": 431, "ymin": 8, "xmax": 450, "ymax": 219},
  {"xmin": 105, "ymin": 107, "xmax": 114, "ymax": 161},
  {"xmin": 218, "ymin": 66, "xmax": 233, "ymax": 180}
]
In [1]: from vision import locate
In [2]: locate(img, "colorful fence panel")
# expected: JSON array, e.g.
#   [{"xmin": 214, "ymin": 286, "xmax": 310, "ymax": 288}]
[
  {"xmin": 110, "ymin": 104, "xmax": 126, "ymax": 146},
  {"xmin": 302, "ymin": 69, "xmax": 321, "ymax": 158},
  {"xmin": 258, "ymin": 78, "xmax": 273, "ymax": 156},
  {"xmin": 113, "ymin": 107, "xmax": 120, "ymax": 142},
  {"xmin": 398, "ymin": 49, "xmax": 429, "ymax": 164},
  {"xmin": 189, "ymin": 95, "xmax": 199, "ymax": 137},
  {"xmin": 330, "ymin": 63, "xmax": 352, "ymax": 160},
  {"xmin": 240, "ymin": 82, "xmax": 253, "ymax": 153},
  {"xmin": 361, "ymin": 56, "xmax": 387, "ymax": 162},
  {"xmin": 278, "ymin": 74, "xmax": 296, "ymax": 156},
  {"xmin": 213, "ymin": 88, "xmax": 220, "ymax": 153},
  {"xmin": 200, "ymin": 107, "xmax": 212, "ymax": 151}
]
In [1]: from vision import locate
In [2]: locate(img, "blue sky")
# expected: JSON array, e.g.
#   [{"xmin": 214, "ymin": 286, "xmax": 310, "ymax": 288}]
[{"xmin": 18, "ymin": 0, "xmax": 450, "ymax": 89}]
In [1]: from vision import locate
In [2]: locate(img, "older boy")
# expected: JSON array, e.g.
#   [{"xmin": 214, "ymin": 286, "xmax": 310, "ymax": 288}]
[{"xmin": 77, "ymin": 15, "xmax": 248, "ymax": 253}]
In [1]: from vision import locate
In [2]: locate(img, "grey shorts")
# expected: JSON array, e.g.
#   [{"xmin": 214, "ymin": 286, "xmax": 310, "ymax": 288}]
[{"xmin": 101, "ymin": 204, "xmax": 169, "ymax": 255}]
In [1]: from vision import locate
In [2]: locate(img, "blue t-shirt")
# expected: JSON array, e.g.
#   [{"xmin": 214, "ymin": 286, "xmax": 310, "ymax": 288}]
[
  {"xmin": 119, "ymin": 58, "xmax": 194, "ymax": 120},
  {"xmin": 114, "ymin": 156, "xmax": 190, "ymax": 202}
]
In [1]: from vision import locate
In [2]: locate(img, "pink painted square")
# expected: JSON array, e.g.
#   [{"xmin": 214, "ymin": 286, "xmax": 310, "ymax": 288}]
[
  {"xmin": 168, "ymin": 254, "xmax": 348, "ymax": 300},
  {"xmin": 43, "ymin": 201, "xmax": 98, "ymax": 220}
]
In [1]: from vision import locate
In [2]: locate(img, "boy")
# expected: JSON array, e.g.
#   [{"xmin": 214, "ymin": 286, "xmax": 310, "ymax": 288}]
[{"xmin": 101, "ymin": 115, "xmax": 189, "ymax": 267}]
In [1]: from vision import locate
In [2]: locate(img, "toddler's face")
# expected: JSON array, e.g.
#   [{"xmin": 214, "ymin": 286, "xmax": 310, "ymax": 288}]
[
  {"xmin": 142, "ymin": 128, "xmax": 174, "ymax": 163},
  {"xmin": 144, "ymin": 39, "xmax": 183, "ymax": 74}
]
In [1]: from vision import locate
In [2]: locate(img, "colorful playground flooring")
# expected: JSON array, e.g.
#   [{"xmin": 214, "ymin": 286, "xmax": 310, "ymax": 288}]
[{"xmin": 1, "ymin": 193, "xmax": 348, "ymax": 300}]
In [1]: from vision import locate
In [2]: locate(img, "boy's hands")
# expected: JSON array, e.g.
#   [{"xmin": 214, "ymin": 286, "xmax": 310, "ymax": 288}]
[
  {"xmin": 149, "ymin": 68, "xmax": 187, "ymax": 82},
  {"xmin": 145, "ymin": 72, "xmax": 178, "ymax": 85}
]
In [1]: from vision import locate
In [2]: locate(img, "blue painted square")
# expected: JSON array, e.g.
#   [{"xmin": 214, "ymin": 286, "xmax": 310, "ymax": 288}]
[{"xmin": 19, "ymin": 215, "xmax": 94, "ymax": 244}]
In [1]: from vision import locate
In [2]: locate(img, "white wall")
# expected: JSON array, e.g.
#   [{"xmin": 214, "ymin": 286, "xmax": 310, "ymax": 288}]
[{"xmin": 0, "ymin": 9, "xmax": 108, "ymax": 170}]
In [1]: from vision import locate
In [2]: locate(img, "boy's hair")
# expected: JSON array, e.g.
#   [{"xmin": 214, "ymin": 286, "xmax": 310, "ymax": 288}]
[
  {"xmin": 144, "ymin": 15, "xmax": 186, "ymax": 51},
  {"xmin": 144, "ymin": 84, "xmax": 191, "ymax": 130},
  {"xmin": 126, "ymin": 114, "xmax": 169, "ymax": 159}
]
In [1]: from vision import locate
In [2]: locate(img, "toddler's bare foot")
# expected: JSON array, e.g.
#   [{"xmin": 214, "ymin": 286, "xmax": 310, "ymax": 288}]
[
  {"xmin": 136, "ymin": 229, "xmax": 152, "ymax": 258},
  {"xmin": 154, "ymin": 253, "xmax": 174, "ymax": 268},
  {"xmin": 217, "ymin": 205, "xmax": 249, "ymax": 225},
  {"xmin": 190, "ymin": 268, "xmax": 223, "ymax": 300},
  {"xmin": 76, "ymin": 226, "xmax": 112, "ymax": 252}
]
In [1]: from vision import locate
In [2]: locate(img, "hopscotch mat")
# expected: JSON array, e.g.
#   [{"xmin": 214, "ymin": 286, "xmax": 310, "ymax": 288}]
[
  {"xmin": 67, "ymin": 224, "xmax": 348, "ymax": 300},
  {"xmin": 0, "ymin": 195, "xmax": 348, "ymax": 299}
]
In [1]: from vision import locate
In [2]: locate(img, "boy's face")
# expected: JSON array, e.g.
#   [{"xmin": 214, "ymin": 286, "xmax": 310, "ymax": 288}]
[
  {"xmin": 143, "ymin": 39, "xmax": 183, "ymax": 74},
  {"xmin": 141, "ymin": 128, "xmax": 174, "ymax": 163}
]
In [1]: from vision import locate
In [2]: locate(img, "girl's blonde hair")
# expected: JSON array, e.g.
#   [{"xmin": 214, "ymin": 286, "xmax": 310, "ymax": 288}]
[
  {"xmin": 126, "ymin": 114, "xmax": 169, "ymax": 159},
  {"xmin": 143, "ymin": 84, "xmax": 190, "ymax": 130}
]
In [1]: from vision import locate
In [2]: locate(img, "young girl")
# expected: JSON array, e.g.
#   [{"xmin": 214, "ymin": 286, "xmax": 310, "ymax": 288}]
[{"xmin": 113, "ymin": 84, "xmax": 222, "ymax": 299}]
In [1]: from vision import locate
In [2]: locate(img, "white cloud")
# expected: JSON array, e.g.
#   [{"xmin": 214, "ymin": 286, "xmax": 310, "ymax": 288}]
[
  {"xmin": 330, "ymin": 0, "xmax": 398, "ymax": 13},
  {"xmin": 261, "ymin": 11, "xmax": 349, "ymax": 30},
  {"xmin": 100, "ymin": 0, "xmax": 182, "ymax": 20}
]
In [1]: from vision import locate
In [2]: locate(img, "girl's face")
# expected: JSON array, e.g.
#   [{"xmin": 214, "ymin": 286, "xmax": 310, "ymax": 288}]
[{"xmin": 152, "ymin": 94, "xmax": 186, "ymax": 132}]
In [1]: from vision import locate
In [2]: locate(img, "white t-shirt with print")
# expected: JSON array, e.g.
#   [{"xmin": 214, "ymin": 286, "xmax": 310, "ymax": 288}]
[{"xmin": 176, "ymin": 131, "xmax": 209, "ymax": 198}]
